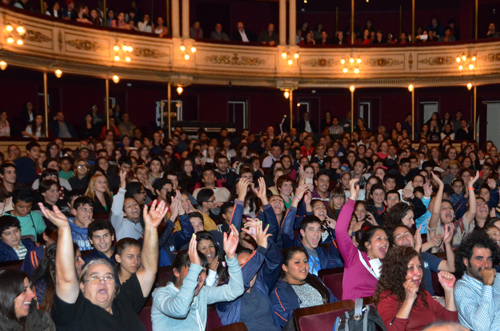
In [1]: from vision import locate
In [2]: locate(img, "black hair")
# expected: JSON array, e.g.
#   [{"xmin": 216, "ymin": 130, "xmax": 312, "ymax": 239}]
[
  {"xmin": 114, "ymin": 238, "xmax": 142, "ymax": 273},
  {"xmin": 188, "ymin": 211, "xmax": 204, "ymax": 221},
  {"xmin": 0, "ymin": 163, "xmax": 16, "ymax": 176},
  {"xmin": 0, "ymin": 269, "xmax": 30, "ymax": 322},
  {"xmin": 281, "ymin": 247, "xmax": 331, "ymax": 304},
  {"xmin": 455, "ymin": 230, "xmax": 500, "ymax": 278},
  {"xmin": 383, "ymin": 173, "xmax": 397, "ymax": 183},
  {"xmin": 40, "ymin": 168, "xmax": 59, "ymax": 181},
  {"xmin": 39, "ymin": 222, "xmax": 58, "ymax": 246},
  {"xmin": 300, "ymin": 215, "xmax": 322, "ymax": 231},
  {"xmin": 42, "ymin": 157, "xmax": 59, "ymax": 170},
  {"xmin": 169, "ymin": 249, "xmax": 209, "ymax": 285},
  {"xmin": 73, "ymin": 196, "xmax": 94, "ymax": 210},
  {"xmin": 39, "ymin": 179, "xmax": 60, "ymax": 194},
  {"xmin": 65, "ymin": 189, "xmax": 84, "ymax": 206},
  {"xmin": 118, "ymin": 156, "xmax": 132, "ymax": 167},
  {"xmin": 12, "ymin": 187, "xmax": 34, "ymax": 205},
  {"xmin": 385, "ymin": 189, "xmax": 400, "ymax": 201},
  {"xmin": 125, "ymin": 182, "xmax": 144, "ymax": 199},
  {"xmin": 196, "ymin": 188, "xmax": 214, "ymax": 206},
  {"xmin": 26, "ymin": 141, "xmax": 41, "ymax": 152},
  {"xmin": 220, "ymin": 202, "xmax": 234, "ymax": 216},
  {"xmin": 388, "ymin": 224, "xmax": 414, "ymax": 247},
  {"xmin": 0, "ymin": 215, "xmax": 20, "ymax": 235},
  {"xmin": 370, "ymin": 184, "xmax": 385, "ymax": 196},
  {"xmin": 88, "ymin": 219, "xmax": 114, "ymax": 238},
  {"xmin": 357, "ymin": 226, "xmax": 387, "ymax": 253}
]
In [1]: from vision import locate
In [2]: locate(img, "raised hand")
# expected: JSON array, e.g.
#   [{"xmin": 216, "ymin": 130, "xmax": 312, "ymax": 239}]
[
  {"xmin": 38, "ymin": 203, "xmax": 70, "ymax": 229},
  {"xmin": 468, "ymin": 171, "xmax": 480, "ymax": 188},
  {"xmin": 143, "ymin": 200, "xmax": 168, "ymax": 228},
  {"xmin": 438, "ymin": 271, "xmax": 456, "ymax": 289},
  {"xmin": 443, "ymin": 223, "xmax": 454, "ymax": 245},
  {"xmin": 294, "ymin": 184, "xmax": 309, "ymax": 200},
  {"xmin": 119, "ymin": 169, "xmax": 128, "ymax": 189},
  {"xmin": 244, "ymin": 220, "xmax": 273, "ymax": 249},
  {"xmin": 188, "ymin": 234, "xmax": 201, "ymax": 266},
  {"xmin": 253, "ymin": 177, "xmax": 267, "ymax": 202},
  {"xmin": 325, "ymin": 216, "xmax": 336, "ymax": 230},
  {"xmin": 349, "ymin": 178, "xmax": 360, "ymax": 201},
  {"xmin": 430, "ymin": 234, "xmax": 444, "ymax": 248},
  {"xmin": 223, "ymin": 225, "xmax": 239, "ymax": 259},
  {"xmin": 304, "ymin": 190, "xmax": 312, "ymax": 206},
  {"xmin": 423, "ymin": 182, "xmax": 433, "ymax": 198},
  {"xmin": 365, "ymin": 211, "xmax": 377, "ymax": 226},
  {"xmin": 169, "ymin": 192, "xmax": 180, "ymax": 220},
  {"xmin": 403, "ymin": 278, "xmax": 419, "ymax": 301},
  {"xmin": 237, "ymin": 178, "xmax": 251, "ymax": 201},
  {"xmin": 430, "ymin": 172, "xmax": 444, "ymax": 188},
  {"xmin": 414, "ymin": 225, "xmax": 423, "ymax": 253}
]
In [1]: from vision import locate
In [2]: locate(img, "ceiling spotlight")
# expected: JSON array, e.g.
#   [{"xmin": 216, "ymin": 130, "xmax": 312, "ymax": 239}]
[
  {"xmin": 349, "ymin": 85, "xmax": 355, "ymax": 92},
  {"xmin": 16, "ymin": 26, "xmax": 25, "ymax": 35},
  {"xmin": 114, "ymin": 55, "xmax": 120, "ymax": 61},
  {"xmin": 17, "ymin": 40, "xmax": 23, "ymax": 45},
  {"xmin": 125, "ymin": 57, "xmax": 131, "ymax": 62},
  {"xmin": 340, "ymin": 59, "xmax": 345, "ymax": 64},
  {"xmin": 282, "ymin": 52, "xmax": 287, "ymax": 59},
  {"xmin": 0, "ymin": 60, "xmax": 7, "ymax": 71},
  {"xmin": 55, "ymin": 69, "xmax": 62, "ymax": 78},
  {"xmin": 128, "ymin": 46, "xmax": 133, "ymax": 52},
  {"xmin": 122, "ymin": 45, "xmax": 128, "ymax": 51},
  {"xmin": 349, "ymin": 58, "xmax": 354, "ymax": 63},
  {"xmin": 467, "ymin": 82, "xmax": 472, "ymax": 90},
  {"xmin": 284, "ymin": 90, "xmax": 290, "ymax": 99},
  {"xmin": 294, "ymin": 53, "xmax": 299, "ymax": 59},
  {"xmin": 180, "ymin": 45, "xmax": 185, "ymax": 51},
  {"xmin": 5, "ymin": 25, "xmax": 13, "ymax": 32},
  {"xmin": 343, "ymin": 68, "xmax": 348, "ymax": 73},
  {"xmin": 184, "ymin": 54, "xmax": 190, "ymax": 60},
  {"xmin": 462, "ymin": 55, "xmax": 466, "ymax": 61},
  {"xmin": 456, "ymin": 57, "xmax": 461, "ymax": 63},
  {"xmin": 191, "ymin": 47, "xmax": 196, "ymax": 53},
  {"xmin": 408, "ymin": 84, "xmax": 414, "ymax": 92},
  {"xmin": 288, "ymin": 59, "xmax": 293, "ymax": 65},
  {"xmin": 356, "ymin": 58, "xmax": 361, "ymax": 64},
  {"xmin": 7, "ymin": 38, "xmax": 14, "ymax": 44},
  {"xmin": 176, "ymin": 86, "xmax": 183, "ymax": 95},
  {"xmin": 114, "ymin": 45, "xmax": 119, "ymax": 51},
  {"xmin": 112, "ymin": 75, "xmax": 120, "ymax": 84},
  {"xmin": 354, "ymin": 68, "xmax": 360, "ymax": 74},
  {"xmin": 458, "ymin": 65, "xmax": 463, "ymax": 71},
  {"xmin": 469, "ymin": 64, "xmax": 474, "ymax": 70}
]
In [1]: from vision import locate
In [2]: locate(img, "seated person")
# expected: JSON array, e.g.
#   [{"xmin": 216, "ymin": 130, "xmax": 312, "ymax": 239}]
[
  {"xmin": 0, "ymin": 215, "xmax": 37, "ymax": 262},
  {"xmin": 335, "ymin": 179, "xmax": 389, "ymax": 301},
  {"xmin": 151, "ymin": 227, "xmax": 244, "ymax": 330},
  {"xmin": 40, "ymin": 200, "xmax": 167, "ymax": 330},
  {"xmin": 216, "ymin": 221, "xmax": 283, "ymax": 330},
  {"xmin": 270, "ymin": 246, "xmax": 338, "ymax": 328},
  {"xmin": 114, "ymin": 238, "xmax": 142, "ymax": 284},
  {"xmin": 281, "ymin": 184, "xmax": 343, "ymax": 276},
  {"xmin": 375, "ymin": 246, "xmax": 458, "ymax": 331},
  {"xmin": 0, "ymin": 269, "xmax": 55, "ymax": 330},
  {"xmin": 21, "ymin": 221, "xmax": 58, "ymax": 276},
  {"xmin": 33, "ymin": 179, "xmax": 67, "ymax": 212},
  {"xmin": 110, "ymin": 170, "xmax": 144, "ymax": 240},
  {"xmin": 68, "ymin": 197, "xmax": 94, "ymax": 251},
  {"xmin": 454, "ymin": 230, "xmax": 500, "ymax": 330},
  {"xmin": 7, "ymin": 187, "xmax": 46, "ymax": 242},
  {"xmin": 82, "ymin": 219, "xmax": 115, "ymax": 265}
]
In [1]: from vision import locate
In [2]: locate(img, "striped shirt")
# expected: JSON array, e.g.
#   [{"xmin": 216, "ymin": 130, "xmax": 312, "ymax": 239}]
[
  {"xmin": 14, "ymin": 242, "xmax": 27, "ymax": 260},
  {"xmin": 455, "ymin": 273, "xmax": 500, "ymax": 331}
]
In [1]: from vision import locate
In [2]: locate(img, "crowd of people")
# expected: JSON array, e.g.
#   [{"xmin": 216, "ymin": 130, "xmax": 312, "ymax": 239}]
[
  {"xmin": 4, "ymin": 0, "xmax": 500, "ymax": 45},
  {"xmin": 0, "ymin": 100, "xmax": 499, "ymax": 331}
]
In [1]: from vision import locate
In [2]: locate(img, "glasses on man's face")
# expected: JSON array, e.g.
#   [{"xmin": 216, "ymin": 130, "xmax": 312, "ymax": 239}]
[{"xmin": 85, "ymin": 276, "xmax": 115, "ymax": 285}]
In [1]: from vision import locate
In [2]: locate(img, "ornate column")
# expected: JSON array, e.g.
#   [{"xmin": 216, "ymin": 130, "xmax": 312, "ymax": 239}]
[
  {"xmin": 182, "ymin": 0, "xmax": 189, "ymax": 38},
  {"xmin": 279, "ymin": 0, "xmax": 286, "ymax": 45},
  {"xmin": 172, "ymin": 0, "xmax": 180, "ymax": 38},
  {"xmin": 288, "ymin": 0, "xmax": 296, "ymax": 46}
]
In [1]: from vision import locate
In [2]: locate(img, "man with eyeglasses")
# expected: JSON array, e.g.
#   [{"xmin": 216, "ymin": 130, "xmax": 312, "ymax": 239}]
[{"xmin": 40, "ymin": 198, "xmax": 167, "ymax": 331}]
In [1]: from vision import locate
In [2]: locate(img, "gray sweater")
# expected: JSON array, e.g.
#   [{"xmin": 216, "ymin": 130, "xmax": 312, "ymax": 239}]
[{"xmin": 151, "ymin": 257, "xmax": 244, "ymax": 331}]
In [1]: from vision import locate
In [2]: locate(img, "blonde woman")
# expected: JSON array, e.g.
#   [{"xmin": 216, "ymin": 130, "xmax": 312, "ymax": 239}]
[
  {"xmin": 68, "ymin": 158, "xmax": 90, "ymax": 190},
  {"xmin": 85, "ymin": 174, "xmax": 113, "ymax": 213}
]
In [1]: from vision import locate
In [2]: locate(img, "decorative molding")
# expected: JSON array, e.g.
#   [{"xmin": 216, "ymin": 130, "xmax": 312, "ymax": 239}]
[
  {"xmin": 205, "ymin": 53, "xmax": 265, "ymax": 66},
  {"xmin": 22, "ymin": 29, "xmax": 52, "ymax": 43},
  {"xmin": 65, "ymin": 39, "xmax": 103, "ymax": 51},
  {"xmin": 58, "ymin": 30, "xmax": 63, "ymax": 52},
  {"xmin": 409, "ymin": 53, "xmax": 413, "ymax": 71},
  {"xmin": 368, "ymin": 58, "xmax": 403, "ymax": 67},
  {"xmin": 301, "ymin": 58, "xmax": 336, "ymax": 67},
  {"xmin": 132, "ymin": 47, "xmax": 168, "ymax": 58},
  {"xmin": 417, "ymin": 56, "xmax": 454, "ymax": 65},
  {"xmin": 482, "ymin": 52, "xmax": 500, "ymax": 62}
]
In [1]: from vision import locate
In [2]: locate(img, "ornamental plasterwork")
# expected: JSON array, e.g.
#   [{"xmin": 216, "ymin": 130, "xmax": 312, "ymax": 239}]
[
  {"xmin": 409, "ymin": 53, "xmax": 414, "ymax": 70},
  {"xmin": 482, "ymin": 52, "xmax": 500, "ymax": 62},
  {"xmin": 132, "ymin": 47, "xmax": 168, "ymax": 58},
  {"xmin": 22, "ymin": 29, "xmax": 52, "ymax": 43},
  {"xmin": 301, "ymin": 58, "xmax": 336, "ymax": 67},
  {"xmin": 58, "ymin": 31, "xmax": 63, "ymax": 51},
  {"xmin": 368, "ymin": 58, "xmax": 404, "ymax": 67},
  {"xmin": 65, "ymin": 39, "xmax": 103, "ymax": 51},
  {"xmin": 205, "ymin": 53, "xmax": 265, "ymax": 66},
  {"xmin": 417, "ymin": 56, "xmax": 454, "ymax": 65}
]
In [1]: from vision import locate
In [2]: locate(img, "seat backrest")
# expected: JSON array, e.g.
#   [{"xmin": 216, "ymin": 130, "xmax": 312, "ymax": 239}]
[
  {"xmin": 294, "ymin": 300, "xmax": 355, "ymax": 331},
  {"xmin": 206, "ymin": 304, "xmax": 223, "ymax": 330},
  {"xmin": 210, "ymin": 322, "xmax": 249, "ymax": 331},
  {"xmin": 138, "ymin": 305, "xmax": 152, "ymax": 331},
  {"xmin": 322, "ymin": 272, "xmax": 344, "ymax": 300},
  {"xmin": 0, "ymin": 260, "xmax": 23, "ymax": 270},
  {"xmin": 155, "ymin": 266, "xmax": 173, "ymax": 287}
]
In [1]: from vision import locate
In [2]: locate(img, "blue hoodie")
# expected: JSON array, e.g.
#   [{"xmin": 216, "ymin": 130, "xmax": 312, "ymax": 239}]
[{"xmin": 0, "ymin": 238, "xmax": 37, "ymax": 262}]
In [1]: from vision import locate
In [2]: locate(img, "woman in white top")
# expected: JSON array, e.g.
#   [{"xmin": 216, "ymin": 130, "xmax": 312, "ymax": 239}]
[
  {"xmin": 22, "ymin": 114, "xmax": 45, "ymax": 139},
  {"xmin": 138, "ymin": 14, "xmax": 153, "ymax": 32},
  {"xmin": 0, "ymin": 111, "xmax": 10, "ymax": 137},
  {"xmin": 155, "ymin": 16, "xmax": 168, "ymax": 37}
]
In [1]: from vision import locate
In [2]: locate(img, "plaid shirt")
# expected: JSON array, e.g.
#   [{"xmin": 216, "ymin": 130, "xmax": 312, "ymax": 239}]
[{"xmin": 455, "ymin": 273, "xmax": 500, "ymax": 331}]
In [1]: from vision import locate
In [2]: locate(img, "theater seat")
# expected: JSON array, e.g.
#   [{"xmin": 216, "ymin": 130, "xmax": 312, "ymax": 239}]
[
  {"xmin": 139, "ymin": 305, "xmax": 152, "ymax": 331},
  {"xmin": 155, "ymin": 266, "xmax": 173, "ymax": 287},
  {"xmin": 0, "ymin": 260, "xmax": 23, "ymax": 271},
  {"xmin": 294, "ymin": 300, "xmax": 355, "ymax": 331},
  {"xmin": 210, "ymin": 322, "xmax": 248, "ymax": 331},
  {"xmin": 207, "ymin": 304, "xmax": 223, "ymax": 330},
  {"xmin": 318, "ymin": 268, "xmax": 344, "ymax": 300}
]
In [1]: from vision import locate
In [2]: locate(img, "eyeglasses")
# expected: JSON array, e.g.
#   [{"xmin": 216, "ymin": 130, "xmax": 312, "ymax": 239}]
[
  {"xmin": 77, "ymin": 165, "xmax": 87, "ymax": 169},
  {"xmin": 84, "ymin": 276, "xmax": 115, "ymax": 285}
]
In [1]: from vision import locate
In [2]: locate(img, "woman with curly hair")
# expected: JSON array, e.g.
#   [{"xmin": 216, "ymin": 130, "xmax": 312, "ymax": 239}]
[{"xmin": 374, "ymin": 246, "xmax": 458, "ymax": 331}]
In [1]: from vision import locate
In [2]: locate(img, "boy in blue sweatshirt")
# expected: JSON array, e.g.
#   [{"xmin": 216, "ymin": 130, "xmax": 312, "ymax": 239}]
[{"xmin": 68, "ymin": 196, "xmax": 94, "ymax": 251}]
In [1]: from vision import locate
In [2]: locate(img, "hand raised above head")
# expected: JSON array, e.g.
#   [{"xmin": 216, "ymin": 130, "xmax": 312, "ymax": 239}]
[
  {"xmin": 143, "ymin": 199, "xmax": 168, "ymax": 228},
  {"xmin": 223, "ymin": 225, "xmax": 239, "ymax": 259},
  {"xmin": 38, "ymin": 203, "xmax": 70, "ymax": 229},
  {"xmin": 348, "ymin": 178, "xmax": 360, "ymax": 201},
  {"xmin": 437, "ymin": 270, "xmax": 456, "ymax": 289},
  {"xmin": 188, "ymin": 234, "xmax": 201, "ymax": 266}
]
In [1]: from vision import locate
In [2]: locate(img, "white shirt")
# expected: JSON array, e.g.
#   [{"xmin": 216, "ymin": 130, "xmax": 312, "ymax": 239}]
[
  {"xmin": 304, "ymin": 121, "xmax": 312, "ymax": 133},
  {"xmin": 239, "ymin": 30, "xmax": 249, "ymax": 42}
]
